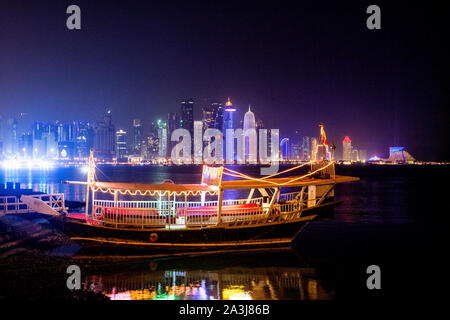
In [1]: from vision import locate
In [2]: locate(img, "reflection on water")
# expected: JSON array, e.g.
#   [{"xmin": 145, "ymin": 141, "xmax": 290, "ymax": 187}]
[
  {"xmin": 81, "ymin": 250, "xmax": 334, "ymax": 300},
  {"xmin": 1, "ymin": 167, "xmax": 88, "ymax": 201}
]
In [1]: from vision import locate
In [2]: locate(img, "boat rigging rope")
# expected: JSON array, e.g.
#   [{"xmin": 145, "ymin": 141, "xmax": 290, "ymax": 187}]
[
  {"xmin": 91, "ymin": 164, "xmax": 113, "ymax": 182},
  {"xmin": 222, "ymin": 161, "xmax": 335, "ymax": 186},
  {"xmin": 223, "ymin": 161, "xmax": 312, "ymax": 180}
]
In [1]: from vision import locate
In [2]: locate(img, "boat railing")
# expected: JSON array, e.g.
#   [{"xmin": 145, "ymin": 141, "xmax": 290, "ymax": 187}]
[
  {"xmin": 93, "ymin": 205, "xmax": 169, "ymax": 228},
  {"xmin": 89, "ymin": 192, "xmax": 312, "ymax": 228},
  {"xmin": 93, "ymin": 197, "xmax": 265, "ymax": 209},
  {"xmin": 0, "ymin": 193, "xmax": 67, "ymax": 214},
  {"xmin": 279, "ymin": 191, "xmax": 299, "ymax": 202}
]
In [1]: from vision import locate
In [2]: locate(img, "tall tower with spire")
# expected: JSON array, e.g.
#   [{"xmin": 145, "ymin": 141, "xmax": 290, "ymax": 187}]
[{"xmin": 243, "ymin": 105, "xmax": 257, "ymax": 163}]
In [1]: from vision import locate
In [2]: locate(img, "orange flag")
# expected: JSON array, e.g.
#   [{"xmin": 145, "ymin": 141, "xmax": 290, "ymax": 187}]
[{"xmin": 320, "ymin": 125, "xmax": 329, "ymax": 146}]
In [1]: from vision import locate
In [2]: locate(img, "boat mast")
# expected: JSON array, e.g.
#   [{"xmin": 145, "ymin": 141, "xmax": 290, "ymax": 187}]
[
  {"xmin": 319, "ymin": 122, "xmax": 326, "ymax": 162},
  {"xmin": 85, "ymin": 150, "xmax": 95, "ymax": 220}
]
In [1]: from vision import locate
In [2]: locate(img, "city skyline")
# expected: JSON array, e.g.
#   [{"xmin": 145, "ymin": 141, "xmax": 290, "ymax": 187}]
[
  {"xmin": 0, "ymin": 101, "xmax": 394, "ymax": 163},
  {"xmin": 0, "ymin": 95, "xmax": 430, "ymax": 162}
]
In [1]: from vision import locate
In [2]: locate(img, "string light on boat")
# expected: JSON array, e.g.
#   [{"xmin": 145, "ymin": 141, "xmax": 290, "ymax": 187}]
[
  {"xmin": 90, "ymin": 186, "xmax": 218, "ymax": 197},
  {"xmin": 222, "ymin": 161, "xmax": 336, "ymax": 186},
  {"xmin": 223, "ymin": 161, "xmax": 313, "ymax": 182}
]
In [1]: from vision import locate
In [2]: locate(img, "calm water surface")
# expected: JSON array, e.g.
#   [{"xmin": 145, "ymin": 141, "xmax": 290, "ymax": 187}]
[{"xmin": 1, "ymin": 164, "xmax": 449, "ymax": 300}]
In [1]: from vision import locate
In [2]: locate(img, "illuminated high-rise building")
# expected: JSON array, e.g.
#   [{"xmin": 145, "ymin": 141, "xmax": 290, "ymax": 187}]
[
  {"xmin": 351, "ymin": 149, "xmax": 359, "ymax": 162},
  {"xmin": 167, "ymin": 113, "xmax": 180, "ymax": 137},
  {"xmin": 93, "ymin": 108, "xmax": 116, "ymax": 161},
  {"xmin": 46, "ymin": 125, "xmax": 59, "ymax": 159},
  {"xmin": 301, "ymin": 136, "xmax": 311, "ymax": 161},
  {"xmin": 243, "ymin": 105, "xmax": 257, "ymax": 163},
  {"xmin": 289, "ymin": 130, "xmax": 302, "ymax": 161},
  {"xmin": 222, "ymin": 97, "xmax": 235, "ymax": 133},
  {"xmin": 359, "ymin": 149, "xmax": 367, "ymax": 162},
  {"xmin": 291, "ymin": 143, "xmax": 301, "ymax": 160},
  {"xmin": 18, "ymin": 133, "xmax": 33, "ymax": 159},
  {"xmin": 63, "ymin": 122, "xmax": 75, "ymax": 142},
  {"xmin": 181, "ymin": 99, "xmax": 194, "ymax": 138},
  {"xmin": 223, "ymin": 98, "xmax": 236, "ymax": 160},
  {"xmin": 132, "ymin": 119, "xmax": 142, "ymax": 155},
  {"xmin": 210, "ymin": 101, "xmax": 223, "ymax": 130},
  {"xmin": 202, "ymin": 107, "xmax": 215, "ymax": 131},
  {"xmin": 7, "ymin": 118, "xmax": 18, "ymax": 156},
  {"xmin": 167, "ymin": 112, "xmax": 180, "ymax": 154},
  {"xmin": 146, "ymin": 135, "xmax": 159, "ymax": 160},
  {"xmin": 311, "ymin": 137, "xmax": 318, "ymax": 161},
  {"xmin": 269, "ymin": 129, "xmax": 280, "ymax": 162},
  {"xmin": 280, "ymin": 138, "xmax": 290, "ymax": 160},
  {"xmin": 157, "ymin": 119, "xmax": 167, "ymax": 158},
  {"xmin": 145, "ymin": 120, "xmax": 159, "ymax": 160},
  {"xmin": 75, "ymin": 121, "xmax": 93, "ymax": 159},
  {"xmin": 116, "ymin": 130, "xmax": 127, "ymax": 159},
  {"xmin": 342, "ymin": 136, "xmax": 352, "ymax": 161},
  {"xmin": 193, "ymin": 121, "xmax": 203, "ymax": 164},
  {"xmin": 32, "ymin": 122, "xmax": 48, "ymax": 159},
  {"xmin": 0, "ymin": 117, "xmax": 3, "ymax": 158}
]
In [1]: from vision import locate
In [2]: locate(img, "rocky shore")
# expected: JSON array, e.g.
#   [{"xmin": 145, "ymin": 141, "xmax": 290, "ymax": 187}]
[{"xmin": 0, "ymin": 213, "xmax": 108, "ymax": 300}]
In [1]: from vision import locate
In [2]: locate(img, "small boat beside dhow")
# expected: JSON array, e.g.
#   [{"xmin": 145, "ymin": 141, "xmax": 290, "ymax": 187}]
[{"xmin": 15, "ymin": 125, "xmax": 360, "ymax": 253}]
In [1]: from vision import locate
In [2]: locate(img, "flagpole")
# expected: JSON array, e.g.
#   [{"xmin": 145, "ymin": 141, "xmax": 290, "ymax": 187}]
[{"xmin": 320, "ymin": 123, "xmax": 326, "ymax": 162}]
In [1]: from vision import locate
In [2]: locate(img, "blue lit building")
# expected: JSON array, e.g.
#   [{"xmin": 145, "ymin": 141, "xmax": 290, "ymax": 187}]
[{"xmin": 222, "ymin": 97, "xmax": 235, "ymax": 133}]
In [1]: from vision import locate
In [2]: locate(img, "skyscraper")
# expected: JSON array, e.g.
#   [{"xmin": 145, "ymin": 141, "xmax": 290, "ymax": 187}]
[
  {"xmin": 302, "ymin": 136, "xmax": 311, "ymax": 161},
  {"xmin": 223, "ymin": 98, "xmax": 236, "ymax": 160},
  {"xmin": 145, "ymin": 120, "xmax": 160, "ymax": 160},
  {"xmin": 243, "ymin": 105, "xmax": 257, "ymax": 163},
  {"xmin": 202, "ymin": 107, "xmax": 215, "ymax": 131},
  {"xmin": 46, "ymin": 124, "xmax": 59, "ymax": 159},
  {"xmin": 342, "ymin": 136, "xmax": 352, "ymax": 161},
  {"xmin": 181, "ymin": 99, "xmax": 194, "ymax": 138},
  {"xmin": 63, "ymin": 122, "xmax": 75, "ymax": 142},
  {"xmin": 32, "ymin": 122, "xmax": 48, "ymax": 158},
  {"xmin": 210, "ymin": 101, "xmax": 223, "ymax": 130},
  {"xmin": 193, "ymin": 121, "xmax": 203, "ymax": 164},
  {"xmin": 0, "ymin": 116, "xmax": 3, "ymax": 158},
  {"xmin": 167, "ymin": 113, "xmax": 180, "ymax": 137},
  {"xmin": 18, "ymin": 132, "xmax": 33, "ymax": 159},
  {"xmin": 280, "ymin": 138, "xmax": 290, "ymax": 160},
  {"xmin": 311, "ymin": 137, "xmax": 318, "ymax": 161},
  {"xmin": 75, "ymin": 121, "xmax": 93, "ymax": 159},
  {"xmin": 146, "ymin": 135, "xmax": 159, "ymax": 160},
  {"xmin": 167, "ymin": 112, "xmax": 180, "ymax": 154},
  {"xmin": 116, "ymin": 129, "xmax": 127, "ymax": 159},
  {"xmin": 93, "ymin": 109, "xmax": 116, "ymax": 161},
  {"xmin": 157, "ymin": 119, "xmax": 167, "ymax": 158},
  {"xmin": 132, "ymin": 119, "xmax": 142, "ymax": 155},
  {"xmin": 359, "ymin": 149, "xmax": 367, "ymax": 162},
  {"xmin": 222, "ymin": 97, "xmax": 236, "ymax": 133},
  {"xmin": 4, "ymin": 118, "xmax": 18, "ymax": 156},
  {"xmin": 290, "ymin": 130, "xmax": 302, "ymax": 161},
  {"xmin": 269, "ymin": 129, "xmax": 280, "ymax": 162}
]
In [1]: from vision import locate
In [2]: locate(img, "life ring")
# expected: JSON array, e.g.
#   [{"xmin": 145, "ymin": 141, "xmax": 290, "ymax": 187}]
[
  {"xmin": 95, "ymin": 208, "xmax": 104, "ymax": 218},
  {"xmin": 149, "ymin": 233, "xmax": 158, "ymax": 242}
]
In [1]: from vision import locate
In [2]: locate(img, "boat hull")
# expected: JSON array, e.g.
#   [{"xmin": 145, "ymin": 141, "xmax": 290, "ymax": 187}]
[{"xmin": 51, "ymin": 200, "xmax": 341, "ymax": 253}]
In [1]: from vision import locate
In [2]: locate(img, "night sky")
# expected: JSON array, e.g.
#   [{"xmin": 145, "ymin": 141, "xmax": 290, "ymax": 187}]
[{"xmin": 0, "ymin": 0, "xmax": 448, "ymax": 160}]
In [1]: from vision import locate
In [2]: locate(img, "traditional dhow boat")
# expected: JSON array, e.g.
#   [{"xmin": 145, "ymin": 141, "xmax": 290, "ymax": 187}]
[{"xmin": 31, "ymin": 125, "xmax": 359, "ymax": 253}]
